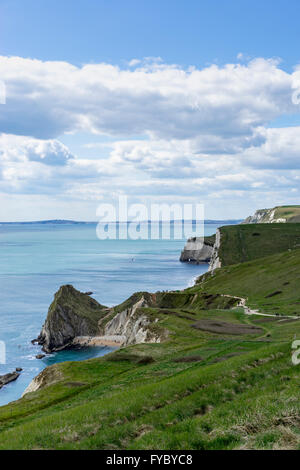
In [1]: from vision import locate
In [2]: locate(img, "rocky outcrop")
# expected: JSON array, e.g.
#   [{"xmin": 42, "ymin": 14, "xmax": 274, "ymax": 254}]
[
  {"xmin": 99, "ymin": 294, "xmax": 165, "ymax": 346},
  {"xmin": 22, "ymin": 365, "xmax": 63, "ymax": 396},
  {"xmin": 180, "ymin": 236, "xmax": 215, "ymax": 264},
  {"xmin": 37, "ymin": 286, "xmax": 166, "ymax": 354},
  {"xmin": 37, "ymin": 285, "xmax": 107, "ymax": 353},
  {"xmin": 242, "ymin": 206, "xmax": 300, "ymax": 224},
  {"xmin": 0, "ymin": 370, "xmax": 20, "ymax": 390},
  {"xmin": 208, "ymin": 229, "xmax": 222, "ymax": 272}
]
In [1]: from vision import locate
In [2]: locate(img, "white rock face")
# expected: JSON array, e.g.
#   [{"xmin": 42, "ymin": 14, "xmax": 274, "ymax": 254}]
[
  {"xmin": 208, "ymin": 229, "xmax": 222, "ymax": 272},
  {"xmin": 103, "ymin": 296, "xmax": 163, "ymax": 346},
  {"xmin": 23, "ymin": 291, "xmax": 166, "ymax": 397},
  {"xmin": 180, "ymin": 237, "xmax": 213, "ymax": 263},
  {"xmin": 22, "ymin": 377, "xmax": 40, "ymax": 396},
  {"xmin": 22, "ymin": 365, "xmax": 63, "ymax": 397},
  {"xmin": 242, "ymin": 208, "xmax": 287, "ymax": 224}
]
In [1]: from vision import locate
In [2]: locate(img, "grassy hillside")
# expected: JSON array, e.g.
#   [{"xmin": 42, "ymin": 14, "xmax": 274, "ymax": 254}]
[
  {"xmin": 243, "ymin": 205, "xmax": 300, "ymax": 223},
  {"xmin": 195, "ymin": 248, "xmax": 300, "ymax": 317},
  {"xmin": 0, "ymin": 247, "xmax": 300, "ymax": 449},
  {"xmin": 217, "ymin": 223, "xmax": 300, "ymax": 267},
  {"xmin": 274, "ymin": 206, "xmax": 300, "ymax": 223}
]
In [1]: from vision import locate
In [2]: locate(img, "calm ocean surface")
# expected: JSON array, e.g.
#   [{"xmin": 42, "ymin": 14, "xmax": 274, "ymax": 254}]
[{"xmin": 0, "ymin": 222, "xmax": 227, "ymax": 406}]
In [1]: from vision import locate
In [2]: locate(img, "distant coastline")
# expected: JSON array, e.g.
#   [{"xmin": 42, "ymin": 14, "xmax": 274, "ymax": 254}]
[{"xmin": 0, "ymin": 219, "xmax": 242, "ymax": 225}]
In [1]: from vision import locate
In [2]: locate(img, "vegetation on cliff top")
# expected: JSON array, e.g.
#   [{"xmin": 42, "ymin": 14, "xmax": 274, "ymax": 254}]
[
  {"xmin": 1, "ymin": 227, "xmax": 300, "ymax": 449},
  {"xmin": 48, "ymin": 284, "xmax": 107, "ymax": 327},
  {"xmin": 217, "ymin": 223, "xmax": 300, "ymax": 267},
  {"xmin": 243, "ymin": 205, "xmax": 300, "ymax": 223}
]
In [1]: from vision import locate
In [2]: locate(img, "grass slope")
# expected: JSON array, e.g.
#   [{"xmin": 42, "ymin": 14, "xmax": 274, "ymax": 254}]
[
  {"xmin": 217, "ymin": 223, "xmax": 300, "ymax": 267},
  {"xmin": 0, "ymin": 248, "xmax": 300, "ymax": 449},
  {"xmin": 273, "ymin": 205, "xmax": 300, "ymax": 223}
]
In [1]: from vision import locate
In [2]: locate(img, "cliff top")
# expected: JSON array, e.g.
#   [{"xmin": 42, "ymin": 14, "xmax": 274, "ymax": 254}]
[
  {"xmin": 243, "ymin": 205, "xmax": 300, "ymax": 223},
  {"xmin": 216, "ymin": 222, "xmax": 300, "ymax": 267},
  {"xmin": 48, "ymin": 284, "xmax": 107, "ymax": 325}
]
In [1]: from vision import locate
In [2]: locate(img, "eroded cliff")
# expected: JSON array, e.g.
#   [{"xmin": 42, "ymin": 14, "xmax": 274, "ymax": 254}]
[
  {"xmin": 180, "ymin": 235, "xmax": 215, "ymax": 264},
  {"xmin": 37, "ymin": 285, "xmax": 107, "ymax": 352},
  {"xmin": 36, "ymin": 287, "xmax": 167, "ymax": 354},
  {"xmin": 242, "ymin": 205, "xmax": 300, "ymax": 224}
]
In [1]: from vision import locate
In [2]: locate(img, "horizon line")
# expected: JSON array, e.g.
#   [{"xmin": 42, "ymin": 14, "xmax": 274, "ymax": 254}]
[{"xmin": 0, "ymin": 218, "xmax": 243, "ymax": 225}]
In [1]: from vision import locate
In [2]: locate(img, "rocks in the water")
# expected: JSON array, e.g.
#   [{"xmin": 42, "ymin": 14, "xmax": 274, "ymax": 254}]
[
  {"xmin": 0, "ymin": 371, "xmax": 20, "ymax": 389},
  {"xmin": 15, "ymin": 367, "xmax": 23, "ymax": 372},
  {"xmin": 36, "ymin": 285, "xmax": 107, "ymax": 353},
  {"xmin": 180, "ymin": 235, "xmax": 215, "ymax": 264},
  {"xmin": 36, "ymin": 354, "xmax": 45, "ymax": 360}
]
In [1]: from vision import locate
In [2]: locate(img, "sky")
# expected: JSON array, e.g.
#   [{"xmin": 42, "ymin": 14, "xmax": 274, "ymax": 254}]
[{"xmin": 0, "ymin": 0, "xmax": 300, "ymax": 221}]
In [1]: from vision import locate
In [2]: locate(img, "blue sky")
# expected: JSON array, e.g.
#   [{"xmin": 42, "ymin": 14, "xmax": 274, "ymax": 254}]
[
  {"xmin": 0, "ymin": 0, "xmax": 300, "ymax": 220},
  {"xmin": 2, "ymin": 0, "xmax": 300, "ymax": 70}
]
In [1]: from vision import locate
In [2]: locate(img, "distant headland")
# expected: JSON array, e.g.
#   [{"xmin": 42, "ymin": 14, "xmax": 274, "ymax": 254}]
[{"xmin": 0, "ymin": 219, "xmax": 242, "ymax": 225}]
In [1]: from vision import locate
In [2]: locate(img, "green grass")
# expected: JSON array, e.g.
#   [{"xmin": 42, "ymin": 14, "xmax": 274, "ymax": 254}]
[
  {"xmin": 274, "ymin": 205, "xmax": 300, "ymax": 223},
  {"xmin": 194, "ymin": 248, "xmax": 300, "ymax": 317},
  {"xmin": 0, "ymin": 341, "xmax": 298, "ymax": 450},
  {"xmin": 47, "ymin": 284, "xmax": 107, "ymax": 332},
  {"xmin": 204, "ymin": 234, "xmax": 216, "ymax": 246},
  {"xmin": 1, "ymin": 234, "xmax": 300, "ymax": 449},
  {"xmin": 244, "ymin": 205, "xmax": 300, "ymax": 223},
  {"xmin": 217, "ymin": 223, "xmax": 300, "ymax": 267}
]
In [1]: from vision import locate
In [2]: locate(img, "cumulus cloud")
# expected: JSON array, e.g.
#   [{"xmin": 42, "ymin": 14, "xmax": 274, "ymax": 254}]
[
  {"xmin": 0, "ymin": 134, "xmax": 74, "ymax": 165},
  {"xmin": 0, "ymin": 55, "xmax": 300, "ymax": 219},
  {"xmin": 0, "ymin": 134, "xmax": 74, "ymax": 193},
  {"xmin": 0, "ymin": 56, "xmax": 298, "ymax": 141},
  {"xmin": 243, "ymin": 127, "xmax": 300, "ymax": 169}
]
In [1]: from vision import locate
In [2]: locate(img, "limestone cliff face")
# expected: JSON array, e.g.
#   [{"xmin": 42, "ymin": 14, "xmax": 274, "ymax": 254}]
[
  {"xmin": 25, "ymin": 291, "xmax": 166, "ymax": 396},
  {"xmin": 242, "ymin": 208, "xmax": 285, "ymax": 224},
  {"xmin": 99, "ymin": 294, "xmax": 165, "ymax": 346},
  {"xmin": 208, "ymin": 229, "xmax": 222, "ymax": 272},
  {"xmin": 37, "ymin": 285, "xmax": 107, "ymax": 353},
  {"xmin": 36, "ymin": 287, "xmax": 166, "ymax": 354},
  {"xmin": 180, "ymin": 236, "xmax": 215, "ymax": 264},
  {"xmin": 22, "ymin": 365, "xmax": 63, "ymax": 397},
  {"xmin": 242, "ymin": 206, "xmax": 300, "ymax": 224}
]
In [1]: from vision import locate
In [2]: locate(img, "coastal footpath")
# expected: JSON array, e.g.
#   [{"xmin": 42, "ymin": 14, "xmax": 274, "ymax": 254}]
[{"xmin": 1, "ymin": 219, "xmax": 300, "ymax": 449}]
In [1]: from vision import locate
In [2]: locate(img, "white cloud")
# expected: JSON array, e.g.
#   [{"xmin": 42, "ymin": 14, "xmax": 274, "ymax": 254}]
[
  {"xmin": 0, "ymin": 56, "xmax": 300, "ymax": 219},
  {"xmin": 243, "ymin": 127, "xmax": 300, "ymax": 169},
  {"xmin": 0, "ymin": 134, "xmax": 74, "ymax": 165},
  {"xmin": 0, "ymin": 56, "xmax": 298, "ymax": 141}
]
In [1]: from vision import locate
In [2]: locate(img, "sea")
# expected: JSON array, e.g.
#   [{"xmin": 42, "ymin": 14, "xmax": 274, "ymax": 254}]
[{"xmin": 0, "ymin": 221, "xmax": 234, "ymax": 406}]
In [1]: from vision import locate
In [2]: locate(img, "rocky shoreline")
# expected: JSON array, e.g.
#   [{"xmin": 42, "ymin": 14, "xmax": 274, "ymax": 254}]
[{"xmin": 72, "ymin": 335, "xmax": 125, "ymax": 348}]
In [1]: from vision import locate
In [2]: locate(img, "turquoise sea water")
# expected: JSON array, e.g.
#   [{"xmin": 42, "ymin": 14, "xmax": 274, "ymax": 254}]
[{"xmin": 0, "ymin": 222, "xmax": 224, "ymax": 406}]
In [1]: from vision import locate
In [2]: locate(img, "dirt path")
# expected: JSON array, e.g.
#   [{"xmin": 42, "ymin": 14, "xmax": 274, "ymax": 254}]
[{"xmin": 221, "ymin": 294, "xmax": 298, "ymax": 320}]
